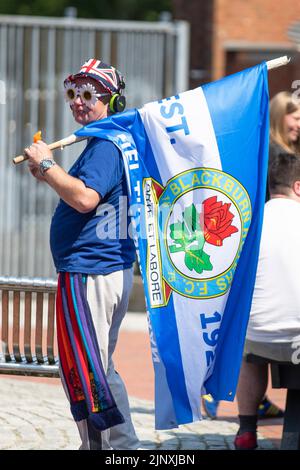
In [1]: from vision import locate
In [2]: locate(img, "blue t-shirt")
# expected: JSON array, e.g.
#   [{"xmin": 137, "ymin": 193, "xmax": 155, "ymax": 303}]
[{"xmin": 50, "ymin": 137, "xmax": 136, "ymax": 274}]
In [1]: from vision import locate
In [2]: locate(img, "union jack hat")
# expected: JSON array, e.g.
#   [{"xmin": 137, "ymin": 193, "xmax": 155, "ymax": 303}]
[{"xmin": 64, "ymin": 58, "xmax": 125, "ymax": 95}]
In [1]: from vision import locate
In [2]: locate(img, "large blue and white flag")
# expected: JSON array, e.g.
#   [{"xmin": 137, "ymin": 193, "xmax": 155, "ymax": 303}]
[{"xmin": 75, "ymin": 62, "xmax": 269, "ymax": 429}]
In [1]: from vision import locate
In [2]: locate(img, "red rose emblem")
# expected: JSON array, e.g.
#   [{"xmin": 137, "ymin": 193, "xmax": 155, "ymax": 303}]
[{"xmin": 200, "ymin": 196, "xmax": 238, "ymax": 246}]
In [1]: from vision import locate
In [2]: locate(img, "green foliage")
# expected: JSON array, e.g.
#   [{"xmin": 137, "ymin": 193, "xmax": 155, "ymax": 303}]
[
  {"xmin": 169, "ymin": 204, "xmax": 213, "ymax": 274},
  {"xmin": 0, "ymin": 0, "xmax": 172, "ymax": 21},
  {"xmin": 0, "ymin": 0, "xmax": 66, "ymax": 16}
]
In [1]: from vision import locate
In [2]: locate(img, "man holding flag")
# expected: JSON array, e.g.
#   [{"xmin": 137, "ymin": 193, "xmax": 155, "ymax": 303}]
[
  {"xmin": 24, "ymin": 59, "xmax": 140, "ymax": 450},
  {"xmin": 24, "ymin": 55, "xmax": 271, "ymax": 440}
]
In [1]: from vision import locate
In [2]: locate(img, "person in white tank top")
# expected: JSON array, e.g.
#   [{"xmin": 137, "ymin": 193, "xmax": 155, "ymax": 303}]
[{"xmin": 235, "ymin": 151, "xmax": 300, "ymax": 450}]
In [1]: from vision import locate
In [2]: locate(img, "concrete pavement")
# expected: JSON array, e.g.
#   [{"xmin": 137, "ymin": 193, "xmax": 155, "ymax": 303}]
[
  {"xmin": 0, "ymin": 312, "xmax": 281, "ymax": 450},
  {"xmin": 0, "ymin": 377, "xmax": 276, "ymax": 450}
]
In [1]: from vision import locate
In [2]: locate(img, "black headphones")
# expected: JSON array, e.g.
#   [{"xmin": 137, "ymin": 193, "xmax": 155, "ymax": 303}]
[{"xmin": 109, "ymin": 74, "xmax": 126, "ymax": 113}]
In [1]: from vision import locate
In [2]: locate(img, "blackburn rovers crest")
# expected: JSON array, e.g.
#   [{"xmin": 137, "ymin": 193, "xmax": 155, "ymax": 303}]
[{"xmin": 143, "ymin": 168, "xmax": 251, "ymax": 307}]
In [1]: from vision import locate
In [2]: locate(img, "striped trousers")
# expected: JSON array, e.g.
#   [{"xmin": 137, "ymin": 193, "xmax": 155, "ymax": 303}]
[{"xmin": 58, "ymin": 268, "xmax": 140, "ymax": 450}]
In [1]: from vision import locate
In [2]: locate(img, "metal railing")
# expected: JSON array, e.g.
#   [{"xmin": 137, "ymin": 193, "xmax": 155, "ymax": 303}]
[{"xmin": 0, "ymin": 276, "xmax": 59, "ymax": 377}]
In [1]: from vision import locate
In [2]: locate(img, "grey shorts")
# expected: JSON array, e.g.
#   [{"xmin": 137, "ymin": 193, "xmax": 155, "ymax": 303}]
[{"xmin": 244, "ymin": 339, "xmax": 298, "ymax": 363}]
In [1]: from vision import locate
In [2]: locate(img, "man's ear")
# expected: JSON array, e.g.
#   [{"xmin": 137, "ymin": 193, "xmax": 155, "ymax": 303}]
[{"xmin": 293, "ymin": 180, "xmax": 300, "ymax": 197}]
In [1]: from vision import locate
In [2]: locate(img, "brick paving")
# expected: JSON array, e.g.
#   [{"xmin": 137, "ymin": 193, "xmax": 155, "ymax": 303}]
[
  {"xmin": 0, "ymin": 377, "xmax": 276, "ymax": 450},
  {"xmin": 0, "ymin": 312, "xmax": 285, "ymax": 450},
  {"xmin": 115, "ymin": 313, "xmax": 285, "ymax": 450}
]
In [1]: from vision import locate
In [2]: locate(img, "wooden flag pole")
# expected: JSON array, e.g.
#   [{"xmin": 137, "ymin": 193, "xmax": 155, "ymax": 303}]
[
  {"xmin": 12, "ymin": 134, "xmax": 87, "ymax": 165},
  {"xmin": 266, "ymin": 55, "xmax": 290, "ymax": 70}
]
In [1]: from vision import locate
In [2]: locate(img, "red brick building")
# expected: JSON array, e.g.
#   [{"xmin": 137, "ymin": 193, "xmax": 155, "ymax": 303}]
[{"xmin": 172, "ymin": 0, "xmax": 300, "ymax": 97}]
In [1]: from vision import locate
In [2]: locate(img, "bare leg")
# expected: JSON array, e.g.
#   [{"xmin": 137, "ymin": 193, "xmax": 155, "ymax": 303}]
[{"xmin": 236, "ymin": 359, "xmax": 268, "ymax": 415}]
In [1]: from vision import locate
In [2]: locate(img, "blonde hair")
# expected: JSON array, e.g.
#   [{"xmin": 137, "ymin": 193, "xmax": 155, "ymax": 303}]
[{"xmin": 270, "ymin": 91, "xmax": 300, "ymax": 154}]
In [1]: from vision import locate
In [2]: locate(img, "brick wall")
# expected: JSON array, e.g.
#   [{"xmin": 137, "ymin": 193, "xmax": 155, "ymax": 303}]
[
  {"xmin": 172, "ymin": 0, "xmax": 300, "ymax": 95},
  {"xmin": 214, "ymin": 0, "xmax": 299, "ymax": 43},
  {"xmin": 212, "ymin": 0, "xmax": 300, "ymax": 81}
]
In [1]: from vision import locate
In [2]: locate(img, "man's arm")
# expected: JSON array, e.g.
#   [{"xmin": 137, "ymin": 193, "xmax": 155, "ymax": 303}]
[
  {"xmin": 25, "ymin": 141, "xmax": 100, "ymax": 213},
  {"xmin": 43, "ymin": 164, "xmax": 100, "ymax": 213}
]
